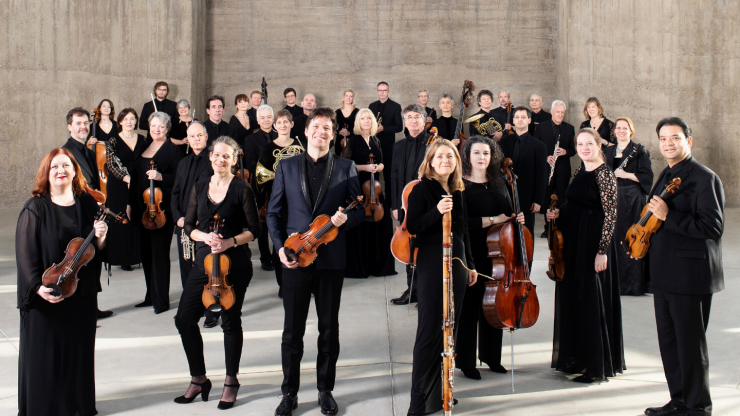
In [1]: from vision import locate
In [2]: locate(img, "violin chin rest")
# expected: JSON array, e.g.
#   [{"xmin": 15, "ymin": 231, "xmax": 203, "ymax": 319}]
[
  {"xmin": 206, "ymin": 303, "xmax": 223, "ymax": 313},
  {"xmin": 284, "ymin": 248, "xmax": 298, "ymax": 263},
  {"xmin": 46, "ymin": 284, "xmax": 62, "ymax": 297}
]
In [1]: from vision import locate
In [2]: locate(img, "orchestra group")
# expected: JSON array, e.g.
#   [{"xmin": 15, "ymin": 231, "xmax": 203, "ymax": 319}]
[{"xmin": 15, "ymin": 80, "xmax": 724, "ymax": 416}]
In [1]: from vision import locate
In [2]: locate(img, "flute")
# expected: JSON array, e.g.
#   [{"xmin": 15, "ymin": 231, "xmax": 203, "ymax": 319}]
[
  {"xmin": 547, "ymin": 135, "xmax": 560, "ymax": 185},
  {"xmin": 151, "ymin": 93, "xmax": 159, "ymax": 112}
]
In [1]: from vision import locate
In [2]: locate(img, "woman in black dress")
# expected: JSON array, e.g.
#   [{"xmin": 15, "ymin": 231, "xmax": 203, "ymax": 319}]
[
  {"xmin": 17, "ymin": 148, "xmax": 108, "ymax": 416},
  {"xmin": 335, "ymin": 89, "xmax": 359, "ymax": 155},
  {"xmin": 341, "ymin": 108, "xmax": 396, "ymax": 278},
  {"xmin": 406, "ymin": 139, "xmax": 477, "ymax": 415},
  {"xmin": 579, "ymin": 97, "xmax": 616, "ymax": 148},
  {"xmin": 174, "ymin": 137, "xmax": 261, "ymax": 409},
  {"xmin": 431, "ymin": 94, "xmax": 459, "ymax": 146},
  {"xmin": 170, "ymin": 99, "xmax": 193, "ymax": 154},
  {"xmin": 106, "ymin": 108, "xmax": 146, "ymax": 271},
  {"xmin": 229, "ymin": 93, "xmax": 252, "ymax": 141},
  {"xmin": 547, "ymin": 128, "xmax": 625, "ymax": 383},
  {"xmin": 127, "ymin": 111, "xmax": 183, "ymax": 313},
  {"xmin": 91, "ymin": 98, "xmax": 118, "ymax": 143},
  {"xmin": 605, "ymin": 117, "xmax": 653, "ymax": 295},
  {"xmin": 456, "ymin": 135, "xmax": 524, "ymax": 379},
  {"xmin": 254, "ymin": 109, "xmax": 304, "ymax": 294}
]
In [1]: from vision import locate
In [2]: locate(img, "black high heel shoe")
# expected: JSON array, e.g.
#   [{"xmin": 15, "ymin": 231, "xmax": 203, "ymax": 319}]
[
  {"xmin": 174, "ymin": 378, "xmax": 212, "ymax": 403},
  {"xmin": 217, "ymin": 382, "xmax": 240, "ymax": 410}
]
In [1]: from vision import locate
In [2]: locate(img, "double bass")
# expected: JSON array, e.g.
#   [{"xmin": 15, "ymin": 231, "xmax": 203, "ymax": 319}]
[
  {"xmin": 623, "ymin": 177, "xmax": 681, "ymax": 259},
  {"xmin": 362, "ymin": 153, "xmax": 384, "ymax": 222},
  {"xmin": 141, "ymin": 160, "xmax": 166, "ymax": 229},
  {"xmin": 546, "ymin": 194, "xmax": 565, "ymax": 282},
  {"xmin": 42, "ymin": 207, "xmax": 128, "ymax": 298},
  {"xmin": 202, "ymin": 214, "xmax": 235, "ymax": 312},
  {"xmin": 452, "ymin": 80, "xmax": 475, "ymax": 150}
]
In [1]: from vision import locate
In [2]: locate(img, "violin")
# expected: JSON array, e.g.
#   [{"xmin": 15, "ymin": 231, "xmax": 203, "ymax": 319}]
[
  {"xmin": 425, "ymin": 127, "xmax": 439, "ymax": 146},
  {"xmin": 142, "ymin": 160, "xmax": 166, "ymax": 229},
  {"xmin": 425, "ymin": 108, "xmax": 434, "ymax": 132},
  {"xmin": 390, "ymin": 180, "xmax": 419, "ymax": 265},
  {"xmin": 87, "ymin": 108, "xmax": 109, "ymax": 198},
  {"xmin": 202, "ymin": 214, "xmax": 235, "ymax": 312},
  {"xmin": 42, "ymin": 207, "xmax": 128, "ymax": 298},
  {"xmin": 338, "ymin": 124, "xmax": 350, "ymax": 155},
  {"xmin": 362, "ymin": 153, "xmax": 384, "ymax": 222},
  {"xmin": 452, "ymin": 80, "xmax": 475, "ymax": 150},
  {"xmin": 236, "ymin": 149, "xmax": 250, "ymax": 184},
  {"xmin": 623, "ymin": 177, "xmax": 681, "ymax": 259},
  {"xmin": 482, "ymin": 158, "xmax": 539, "ymax": 330},
  {"xmin": 546, "ymin": 194, "xmax": 565, "ymax": 282},
  {"xmin": 504, "ymin": 100, "xmax": 514, "ymax": 135},
  {"xmin": 283, "ymin": 196, "xmax": 363, "ymax": 267}
]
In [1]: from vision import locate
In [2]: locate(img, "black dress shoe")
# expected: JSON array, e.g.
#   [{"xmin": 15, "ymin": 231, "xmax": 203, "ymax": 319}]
[
  {"xmin": 275, "ymin": 393, "xmax": 298, "ymax": 416},
  {"xmin": 644, "ymin": 402, "xmax": 686, "ymax": 416},
  {"xmin": 262, "ymin": 263, "xmax": 275, "ymax": 271},
  {"xmin": 217, "ymin": 382, "xmax": 240, "ymax": 409},
  {"xmin": 135, "ymin": 300, "xmax": 152, "ymax": 308},
  {"xmin": 120, "ymin": 265, "xmax": 133, "ymax": 271},
  {"xmin": 318, "ymin": 391, "xmax": 338, "ymax": 415},
  {"xmin": 540, "ymin": 231, "xmax": 548, "ymax": 238},
  {"xmin": 460, "ymin": 368, "xmax": 481, "ymax": 380},
  {"xmin": 97, "ymin": 309, "xmax": 114, "ymax": 319},
  {"xmin": 488, "ymin": 364, "xmax": 508, "ymax": 374},
  {"xmin": 390, "ymin": 289, "xmax": 417, "ymax": 305},
  {"xmin": 203, "ymin": 315, "xmax": 219, "ymax": 328},
  {"xmin": 174, "ymin": 378, "xmax": 212, "ymax": 403},
  {"xmin": 154, "ymin": 306, "xmax": 169, "ymax": 314}
]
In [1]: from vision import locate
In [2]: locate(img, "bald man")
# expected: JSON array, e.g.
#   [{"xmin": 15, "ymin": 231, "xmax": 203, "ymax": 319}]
[
  {"xmin": 528, "ymin": 94, "xmax": 552, "ymax": 135},
  {"xmin": 290, "ymin": 94, "xmax": 317, "ymax": 147}
]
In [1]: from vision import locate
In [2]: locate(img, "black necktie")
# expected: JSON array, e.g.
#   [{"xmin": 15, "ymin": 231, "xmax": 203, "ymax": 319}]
[{"xmin": 513, "ymin": 136, "xmax": 522, "ymax": 164}]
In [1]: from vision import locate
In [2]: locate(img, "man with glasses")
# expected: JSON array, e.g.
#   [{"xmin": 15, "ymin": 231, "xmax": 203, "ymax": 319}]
[
  {"xmin": 369, "ymin": 82, "xmax": 403, "ymax": 197},
  {"xmin": 283, "ymin": 88, "xmax": 303, "ymax": 119},
  {"xmin": 139, "ymin": 81, "xmax": 178, "ymax": 138},
  {"xmin": 290, "ymin": 94, "xmax": 317, "ymax": 146},
  {"xmin": 404, "ymin": 89, "xmax": 436, "ymax": 136}
]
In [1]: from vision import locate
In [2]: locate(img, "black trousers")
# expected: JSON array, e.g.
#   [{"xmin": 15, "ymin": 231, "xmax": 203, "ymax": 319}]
[
  {"xmin": 175, "ymin": 225, "xmax": 194, "ymax": 289},
  {"xmin": 175, "ymin": 265, "xmax": 251, "ymax": 377},
  {"xmin": 139, "ymin": 218, "xmax": 176, "ymax": 312},
  {"xmin": 541, "ymin": 171, "xmax": 569, "ymax": 232},
  {"xmin": 258, "ymin": 222, "xmax": 272, "ymax": 265},
  {"xmin": 272, "ymin": 246, "xmax": 283, "ymax": 287},
  {"xmin": 654, "ymin": 291, "xmax": 713, "ymax": 416},
  {"xmin": 524, "ymin": 212, "xmax": 536, "ymax": 269},
  {"xmin": 281, "ymin": 267, "xmax": 344, "ymax": 395}
]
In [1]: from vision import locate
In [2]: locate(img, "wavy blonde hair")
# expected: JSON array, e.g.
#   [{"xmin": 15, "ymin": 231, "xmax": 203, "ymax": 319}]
[
  {"xmin": 418, "ymin": 139, "xmax": 465, "ymax": 193},
  {"xmin": 353, "ymin": 108, "xmax": 378, "ymax": 136}
]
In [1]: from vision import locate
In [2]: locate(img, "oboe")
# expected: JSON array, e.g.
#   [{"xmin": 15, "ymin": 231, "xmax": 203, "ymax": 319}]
[
  {"xmin": 441, "ymin": 195, "xmax": 455, "ymax": 415},
  {"xmin": 547, "ymin": 135, "xmax": 561, "ymax": 185}
]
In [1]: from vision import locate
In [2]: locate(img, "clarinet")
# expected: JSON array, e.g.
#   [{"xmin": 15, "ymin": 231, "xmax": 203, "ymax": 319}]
[
  {"xmin": 548, "ymin": 135, "xmax": 561, "ymax": 185},
  {"xmin": 441, "ymin": 195, "xmax": 455, "ymax": 415}
]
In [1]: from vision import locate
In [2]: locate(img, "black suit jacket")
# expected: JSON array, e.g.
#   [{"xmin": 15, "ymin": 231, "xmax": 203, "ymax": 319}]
[
  {"xmin": 266, "ymin": 152, "xmax": 365, "ymax": 270},
  {"xmin": 63, "ymin": 138, "xmax": 100, "ymax": 190},
  {"xmin": 243, "ymin": 129, "xmax": 278, "ymax": 177},
  {"xmin": 368, "ymin": 99, "xmax": 403, "ymax": 144},
  {"xmin": 390, "ymin": 132, "xmax": 431, "ymax": 211},
  {"xmin": 646, "ymin": 156, "xmax": 724, "ymax": 295},
  {"xmin": 139, "ymin": 98, "xmax": 178, "ymax": 132},
  {"xmin": 171, "ymin": 151, "xmax": 214, "ymax": 221},
  {"xmin": 499, "ymin": 132, "xmax": 548, "ymax": 208},
  {"xmin": 203, "ymin": 119, "xmax": 239, "ymax": 145},
  {"xmin": 534, "ymin": 120, "xmax": 576, "ymax": 179}
]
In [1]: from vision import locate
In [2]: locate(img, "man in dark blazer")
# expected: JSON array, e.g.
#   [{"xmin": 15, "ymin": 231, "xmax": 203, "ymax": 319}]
[
  {"xmin": 534, "ymin": 100, "xmax": 575, "ymax": 237},
  {"xmin": 528, "ymin": 93, "xmax": 552, "ymax": 135},
  {"xmin": 498, "ymin": 107, "xmax": 548, "ymax": 249},
  {"xmin": 267, "ymin": 107, "xmax": 365, "ymax": 416},
  {"xmin": 368, "ymin": 82, "xmax": 403, "ymax": 197},
  {"xmin": 642, "ymin": 117, "xmax": 724, "ymax": 416},
  {"xmin": 203, "ymin": 95, "xmax": 239, "ymax": 146},
  {"xmin": 389, "ymin": 103, "xmax": 431, "ymax": 305},
  {"xmin": 139, "ymin": 81, "xmax": 178, "ymax": 137},
  {"xmin": 290, "ymin": 93, "xmax": 317, "ymax": 146},
  {"xmin": 245, "ymin": 90, "xmax": 263, "ymax": 132}
]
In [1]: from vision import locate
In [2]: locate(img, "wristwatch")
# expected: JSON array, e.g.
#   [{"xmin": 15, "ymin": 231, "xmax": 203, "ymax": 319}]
[
  {"xmin": 489, "ymin": 216, "xmax": 495, "ymax": 224},
  {"xmin": 232, "ymin": 237, "xmax": 238, "ymax": 247}
]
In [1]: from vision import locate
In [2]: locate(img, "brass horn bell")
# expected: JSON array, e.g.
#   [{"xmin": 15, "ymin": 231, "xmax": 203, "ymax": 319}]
[{"xmin": 255, "ymin": 161, "xmax": 275, "ymax": 186}]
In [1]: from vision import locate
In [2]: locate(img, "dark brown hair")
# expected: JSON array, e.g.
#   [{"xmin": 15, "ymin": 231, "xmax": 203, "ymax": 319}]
[
  {"xmin": 32, "ymin": 148, "xmax": 92, "ymax": 197},
  {"xmin": 206, "ymin": 95, "xmax": 225, "ymax": 109},
  {"xmin": 66, "ymin": 107, "xmax": 90, "ymax": 125},
  {"xmin": 306, "ymin": 107, "xmax": 337, "ymax": 135},
  {"xmin": 96, "ymin": 99, "xmax": 116, "ymax": 122},
  {"xmin": 153, "ymin": 81, "xmax": 169, "ymax": 96},
  {"xmin": 283, "ymin": 87, "xmax": 297, "ymax": 97},
  {"xmin": 116, "ymin": 108, "xmax": 139, "ymax": 130},
  {"xmin": 234, "ymin": 94, "xmax": 248, "ymax": 105}
]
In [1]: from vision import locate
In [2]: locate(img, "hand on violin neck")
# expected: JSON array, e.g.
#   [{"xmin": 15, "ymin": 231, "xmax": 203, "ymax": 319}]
[
  {"xmin": 331, "ymin": 207, "xmax": 348, "ymax": 227},
  {"xmin": 437, "ymin": 197, "xmax": 453, "ymax": 214},
  {"xmin": 546, "ymin": 209, "xmax": 560, "ymax": 220},
  {"xmin": 146, "ymin": 170, "xmax": 162, "ymax": 181}
]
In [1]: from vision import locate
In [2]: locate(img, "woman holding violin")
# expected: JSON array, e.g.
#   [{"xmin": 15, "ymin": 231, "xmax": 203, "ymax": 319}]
[
  {"xmin": 341, "ymin": 108, "xmax": 396, "ymax": 278},
  {"xmin": 127, "ymin": 111, "xmax": 183, "ymax": 313},
  {"xmin": 106, "ymin": 108, "xmax": 146, "ymax": 271},
  {"xmin": 604, "ymin": 117, "xmax": 653, "ymax": 295},
  {"xmin": 547, "ymin": 128, "xmax": 625, "ymax": 383},
  {"xmin": 174, "ymin": 136, "xmax": 261, "ymax": 409},
  {"xmin": 16, "ymin": 148, "xmax": 108, "ymax": 416},
  {"xmin": 334, "ymin": 89, "xmax": 358, "ymax": 155},
  {"xmin": 579, "ymin": 97, "xmax": 616, "ymax": 148},
  {"xmin": 456, "ymin": 135, "xmax": 524, "ymax": 379},
  {"xmin": 405, "ymin": 139, "xmax": 477, "ymax": 415}
]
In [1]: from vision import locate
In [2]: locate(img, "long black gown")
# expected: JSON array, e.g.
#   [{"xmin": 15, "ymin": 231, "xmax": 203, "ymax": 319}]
[
  {"xmin": 16, "ymin": 192, "xmax": 103, "ymax": 416},
  {"xmin": 457, "ymin": 180, "xmax": 513, "ymax": 371},
  {"xmin": 406, "ymin": 177, "xmax": 474, "ymax": 415},
  {"xmin": 334, "ymin": 108, "xmax": 359, "ymax": 155},
  {"xmin": 170, "ymin": 117, "xmax": 191, "ymax": 154},
  {"xmin": 341, "ymin": 135, "xmax": 396, "ymax": 278},
  {"xmin": 93, "ymin": 118, "xmax": 118, "ymax": 142},
  {"xmin": 605, "ymin": 141, "xmax": 653, "ymax": 295},
  {"xmin": 551, "ymin": 163, "xmax": 625, "ymax": 381},
  {"xmin": 105, "ymin": 134, "xmax": 146, "ymax": 267}
]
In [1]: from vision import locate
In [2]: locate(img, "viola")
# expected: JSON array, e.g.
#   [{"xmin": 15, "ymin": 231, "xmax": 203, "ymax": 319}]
[
  {"xmin": 390, "ymin": 180, "xmax": 420, "ymax": 266},
  {"xmin": 623, "ymin": 177, "xmax": 681, "ymax": 259},
  {"xmin": 362, "ymin": 153, "xmax": 384, "ymax": 222},
  {"xmin": 504, "ymin": 100, "xmax": 514, "ymax": 135},
  {"xmin": 283, "ymin": 196, "xmax": 363, "ymax": 267},
  {"xmin": 338, "ymin": 124, "xmax": 350, "ymax": 155},
  {"xmin": 425, "ymin": 108, "xmax": 435, "ymax": 132},
  {"xmin": 482, "ymin": 158, "xmax": 539, "ymax": 330},
  {"xmin": 87, "ymin": 108, "xmax": 109, "ymax": 198},
  {"xmin": 42, "ymin": 207, "xmax": 128, "ymax": 298},
  {"xmin": 452, "ymin": 80, "xmax": 475, "ymax": 150},
  {"xmin": 202, "ymin": 214, "xmax": 235, "ymax": 312},
  {"xmin": 546, "ymin": 194, "xmax": 565, "ymax": 282},
  {"xmin": 236, "ymin": 149, "xmax": 250, "ymax": 184},
  {"xmin": 142, "ymin": 160, "xmax": 166, "ymax": 229}
]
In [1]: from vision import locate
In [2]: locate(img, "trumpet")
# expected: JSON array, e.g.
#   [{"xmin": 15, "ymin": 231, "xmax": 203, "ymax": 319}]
[
  {"xmin": 548, "ymin": 135, "xmax": 560, "ymax": 185},
  {"xmin": 180, "ymin": 229, "xmax": 195, "ymax": 261}
]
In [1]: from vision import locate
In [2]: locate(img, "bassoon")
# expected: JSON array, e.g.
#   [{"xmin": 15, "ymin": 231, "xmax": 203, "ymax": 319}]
[{"xmin": 441, "ymin": 196, "xmax": 455, "ymax": 415}]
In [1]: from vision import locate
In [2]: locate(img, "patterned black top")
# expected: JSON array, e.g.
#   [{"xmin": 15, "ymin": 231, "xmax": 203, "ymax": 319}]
[{"xmin": 570, "ymin": 163, "xmax": 618, "ymax": 254}]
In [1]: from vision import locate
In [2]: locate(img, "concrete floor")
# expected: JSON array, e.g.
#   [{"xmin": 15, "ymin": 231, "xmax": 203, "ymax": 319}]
[{"xmin": 0, "ymin": 207, "xmax": 739, "ymax": 416}]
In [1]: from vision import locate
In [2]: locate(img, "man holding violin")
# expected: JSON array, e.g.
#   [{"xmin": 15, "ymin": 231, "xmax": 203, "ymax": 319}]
[
  {"xmin": 641, "ymin": 117, "xmax": 724, "ymax": 416},
  {"xmin": 266, "ymin": 107, "xmax": 365, "ymax": 416}
]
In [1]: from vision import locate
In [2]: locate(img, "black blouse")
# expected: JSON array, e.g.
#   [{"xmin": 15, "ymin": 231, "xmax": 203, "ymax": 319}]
[
  {"xmin": 569, "ymin": 164, "xmax": 618, "ymax": 254},
  {"xmin": 254, "ymin": 138, "xmax": 304, "ymax": 207},
  {"xmin": 229, "ymin": 114, "xmax": 252, "ymax": 141},
  {"xmin": 335, "ymin": 108, "xmax": 359, "ymax": 133},
  {"xmin": 580, "ymin": 118, "xmax": 616, "ymax": 146},
  {"xmin": 129, "ymin": 139, "xmax": 183, "ymax": 217},
  {"xmin": 431, "ymin": 115, "xmax": 458, "ymax": 141},
  {"xmin": 406, "ymin": 177, "xmax": 475, "ymax": 270},
  {"xmin": 93, "ymin": 119, "xmax": 119, "ymax": 142},
  {"xmin": 463, "ymin": 180, "xmax": 513, "ymax": 262},
  {"xmin": 184, "ymin": 178, "xmax": 261, "ymax": 270},
  {"xmin": 604, "ymin": 140, "xmax": 654, "ymax": 195},
  {"xmin": 342, "ymin": 135, "xmax": 383, "ymax": 185}
]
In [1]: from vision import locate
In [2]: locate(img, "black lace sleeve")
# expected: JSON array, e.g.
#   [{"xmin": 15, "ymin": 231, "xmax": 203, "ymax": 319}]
[
  {"xmin": 105, "ymin": 138, "xmax": 129, "ymax": 180},
  {"xmin": 183, "ymin": 185, "xmax": 199, "ymax": 238},
  {"xmin": 595, "ymin": 164, "xmax": 618, "ymax": 254}
]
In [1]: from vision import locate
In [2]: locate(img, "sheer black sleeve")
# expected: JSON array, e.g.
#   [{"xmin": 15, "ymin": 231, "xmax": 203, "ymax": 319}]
[
  {"xmin": 634, "ymin": 145, "xmax": 654, "ymax": 195},
  {"xmin": 16, "ymin": 200, "xmax": 43, "ymax": 311},
  {"xmin": 459, "ymin": 194, "xmax": 476, "ymax": 270},
  {"xmin": 105, "ymin": 138, "xmax": 129, "ymax": 180},
  {"xmin": 239, "ymin": 182, "xmax": 262, "ymax": 240},
  {"xmin": 184, "ymin": 185, "xmax": 199, "ymax": 238},
  {"xmin": 595, "ymin": 164, "xmax": 618, "ymax": 255}
]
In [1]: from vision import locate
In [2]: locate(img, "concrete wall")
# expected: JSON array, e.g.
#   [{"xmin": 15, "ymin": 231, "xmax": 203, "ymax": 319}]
[
  {"xmin": 562, "ymin": 0, "xmax": 740, "ymax": 206},
  {"xmin": 0, "ymin": 0, "xmax": 202, "ymax": 207},
  {"xmin": 205, "ymin": 0, "xmax": 559, "ymax": 128}
]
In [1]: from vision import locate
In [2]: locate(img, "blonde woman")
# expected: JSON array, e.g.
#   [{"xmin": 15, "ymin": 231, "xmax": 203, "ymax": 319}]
[{"xmin": 334, "ymin": 89, "xmax": 359, "ymax": 155}]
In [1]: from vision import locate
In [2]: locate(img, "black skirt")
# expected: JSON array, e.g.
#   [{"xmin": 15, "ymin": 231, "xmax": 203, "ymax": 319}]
[
  {"xmin": 343, "ymin": 194, "xmax": 396, "ymax": 278},
  {"xmin": 615, "ymin": 184, "xmax": 648, "ymax": 295}
]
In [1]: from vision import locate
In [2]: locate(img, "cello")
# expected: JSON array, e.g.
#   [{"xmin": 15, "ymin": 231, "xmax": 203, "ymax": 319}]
[
  {"xmin": 87, "ymin": 108, "xmax": 109, "ymax": 198},
  {"xmin": 546, "ymin": 194, "xmax": 565, "ymax": 282},
  {"xmin": 141, "ymin": 160, "xmax": 166, "ymax": 229},
  {"xmin": 202, "ymin": 214, "xmax": 235, "ymax": 312},
  {"xmin": 362, "ymin": 153, "xmax": 384, "ymax": 222},
  {"xmin": 390, "ymin": 180, "xmax": 419, "ymax": 266},
  {"xmin": 452, "ymin": 80, "xmax": 475, "ymax": 150},
  {"xmin": 623, "ymin": 177, "xmax": 681, "ymax": 259}
]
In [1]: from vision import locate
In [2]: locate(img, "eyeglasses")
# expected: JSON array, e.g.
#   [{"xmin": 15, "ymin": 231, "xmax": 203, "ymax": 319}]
[
  {"xmin": 406, "ymin": 116, "xmax": 424, "ymax": 121},
  {"xmin": 377, "ymin": 89, "xmax": 389, "ymax": 93}
]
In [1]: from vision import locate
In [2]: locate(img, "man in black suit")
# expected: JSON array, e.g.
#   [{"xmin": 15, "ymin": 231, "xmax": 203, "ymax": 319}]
[
  {"xmin": 63, "ymin": 107, "xmax": 113, "ymax": 319},
  {"xmin": 403, "ymin": 89, "xmax": 436, "ymax": 136},
  {"xmin": 369, "ymin": 81, "xmax": 403, "ymax": 197},
  {"xmin": 283, "ymin": 87, "xmax": 303, "ymax": 119},
  {"xmin": 246, "ymin": 90, "xmax": 264, "ymax": 132},
  {"xmin": 267, "ymin": 107, "xmax": 365, "ymax": 416},
  {"xmin": 498, "ymin": 106, "xmax": 548, "ymax": 250},
  {"xmin": 642, "ymin": 117, "xmax": 724, "ymax": 416},
  {"xmin": 491, "ymin": 89, "xmax": 514, "ymax": 134},
  {"xmin": 534, "ymin": 100, "xmax": 575, "ymax": 237},
  {"xmin": 528, "ymin": 93, "xmax": 552, "ymax": 135},
  {"xmin": 290, "ymin": 93, "xmax": 316, "ymax": 146},
  {"xmin": 203, "ymin": 95, "xmax": 239, "ymax": 146},
  {"xmin": 139, "ymin": 81, "xmax": 178, "ymax": 137},
  {"xmin": 389, "ymin": 104, "xmax": 431, "ymax": 305}
]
